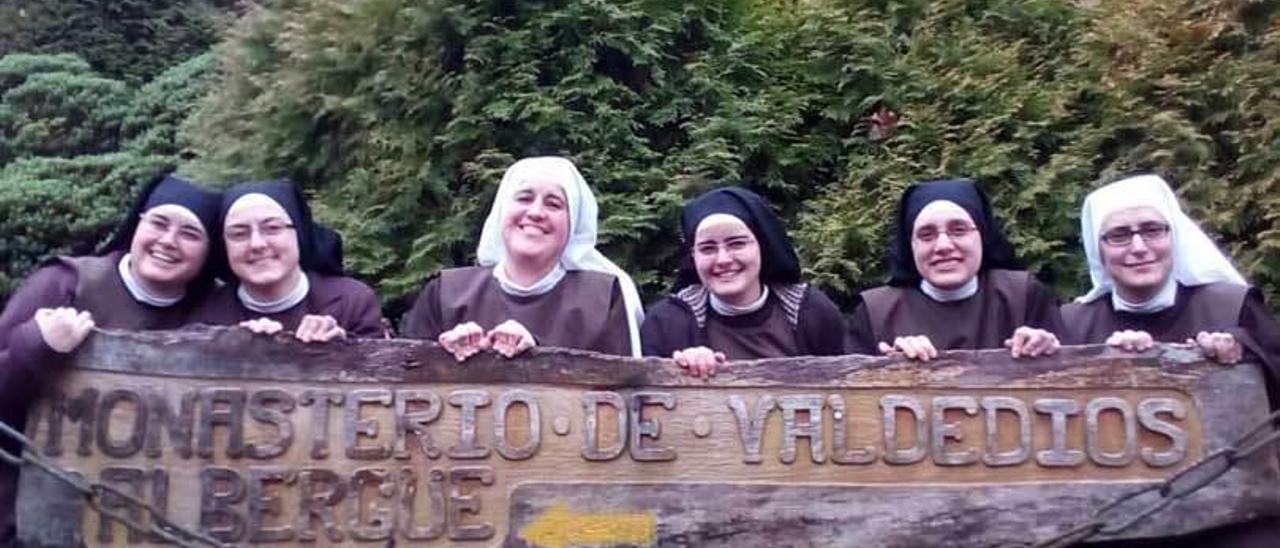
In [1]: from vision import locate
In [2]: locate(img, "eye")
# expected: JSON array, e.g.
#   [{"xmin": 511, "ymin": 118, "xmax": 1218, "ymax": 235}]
[
  {"xmin": 914, "ymin": 229, "xmax": 938, "ymax": 242},
  {"xmin": 696, "ymin": 244, "xmax": 718, "ymax": 255}
]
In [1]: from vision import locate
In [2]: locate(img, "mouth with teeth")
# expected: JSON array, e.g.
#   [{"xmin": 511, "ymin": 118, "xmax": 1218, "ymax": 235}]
[{"xmin": 144, "ymin": 247, "xmax": 183, "ymax": 268}]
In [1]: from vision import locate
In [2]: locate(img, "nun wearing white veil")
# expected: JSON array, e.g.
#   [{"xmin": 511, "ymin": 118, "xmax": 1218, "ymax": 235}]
[
  {"xmin": 401, "ymin": 156, "xmax": 644, "ymax": 360},
  {"xmin": 1062, "ymin": 175, "xmax": 1279, "ymax": 394}
]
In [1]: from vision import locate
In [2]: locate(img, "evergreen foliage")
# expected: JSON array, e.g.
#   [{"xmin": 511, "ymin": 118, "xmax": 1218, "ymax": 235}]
[
  {"xmin": 0, "ymin": 52, "xmax": 216, "ymax": 297},
  {"xmin": 3, "ymin": 0, "xmax": 1278, "ymax": 314},
  {"xmin": 0, "ymin": 0, "xmax": 229, "ymax": 84}
]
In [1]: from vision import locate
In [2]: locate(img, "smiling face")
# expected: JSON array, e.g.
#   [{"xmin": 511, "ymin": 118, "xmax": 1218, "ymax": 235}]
[
  {"xmin": 501, "ymin": 179, "xmax": 571, "ymax": 270},
  {"xmin": 128, "ymin": 204, "xmax": 210, "ymax": 295},
  {"xmin": 910, "ymin": 200, "xmax": 983, "ymax": 289},
  {"xmin": 1099, "ymin": 206, "xmax": 1173, "ymax": 302},
  {"xmin": 223, "ymin": 194, "xmax": 302, "ymax": 298},
  {"xmin": 693, "ymin": 214, "xmax": 763, "ymax": 306}
]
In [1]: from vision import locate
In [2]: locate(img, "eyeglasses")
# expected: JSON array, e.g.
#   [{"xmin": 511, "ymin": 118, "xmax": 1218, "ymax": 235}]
[
  {"xmin": 139, "ymin": 213, "xmax": 207, "ymax": 243},
  {"xmin": 225, "ymin": 222, "xmax": 295, "ymax": 243},
  {"xmin": 1100, "ymin": 222, "xmax": 1170, "ymax": 247},
  {"xmin": 913, "ymin": 223, "xmax": 977, "ymax": 243}
]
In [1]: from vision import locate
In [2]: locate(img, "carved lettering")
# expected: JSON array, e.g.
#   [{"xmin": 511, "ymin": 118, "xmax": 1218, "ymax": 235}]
[
  {"xmin": 43, "ymin": 388, "xmax": 98, "ymax": 457},
  {"xmin": 1086, "ymin": 397, "xmax": 1138, "ymax": 467},
  {"xmin": 246, "ymin": 390, "xmax": 295, "ymax": 459},
  {"xmin": 394, "ymin": 389, "xmax": 442, "ymax": 460},
  {"xmin": 300, "ymin": 389, "xmax": 344, "ymax": 459},
  {"xmin": 200, "ymin": 467, "xmax": 246, "ymax": 542},
  {"xmin": 448, "ymin": 390, "xmax": 492, "ymax": 459},
  {"xmin": 97, "ymin": 467, "xmax": 145, "ymax": 543},
  {"xmin": 248, "ymin": 467, "xmax": 295, "ymax": 542},
  {"xmin": 348, "ymin": 467, "xmax": 395, "ymax": 541},
  {"xmin": 1138, "ymin": 397, "xmax": 1188, "ymax": 467},
  {"xmin": 779, "ymin": 395, "xmax": 825, "ymax": 464},
  {"xmin": 145, "ymin": 389, "xmax": 195, "ymax": 459},
  {"xmin": 345, "ymin": 389, "xmax": 393, "ymax": 460},
  {"xmin": 1034, "ymin": 398, "xmax": 1084, "ymax": 467},
  {"xmin": 881, "ymin": 395, "xmax": 927, "ymax": 465},
  {"xmin": 727, "ymin": 394, "xmax": 776, "ymax": 464},
  {"xmin": 496, "ymin": 390, "xmax": 542, "ymax": 461},
  {"xmin": 931, "ymin": 396, "xmax": 978, "ymax": 466},
  {"xmin": 582, "ymin": 392, "xmax": 627, "ymax": 461},
  {"xmin": 398, "ymin": 467, "xmax": 445, "ymax": 541},
  {"xmin": 980, "ymin": 396, "xmax": 1031, "ymax": 467},
  {"xmin": 197, "ymin": 389, "xmax": 246, "ymax": 459},
  {"xmin": 827, "ymin": 394, "xmax": 876, "ymax": 465},
  {"xmin": 448, "ymin": 466, "xmax": 495, "ymax": 541},
  {"xmin": 629, "ymin": 392, "xmax": 675, "ymax": 462},
  {"xmin": 296, "ymin": 468, "xmax": 345, "ymax": 543},
  {"xmin": 96, "ymin": 389, "xmax": 146, "ymax": 458}
]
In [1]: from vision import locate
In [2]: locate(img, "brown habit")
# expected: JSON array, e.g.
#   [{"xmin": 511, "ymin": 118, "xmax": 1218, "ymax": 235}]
[
  {"xmin": 847, "ymin": 269, "xmax": 1063, "ymax": 353},
  {"xmin": 400, "ymin": 266, "xmax": 631, "ymax": 355}
]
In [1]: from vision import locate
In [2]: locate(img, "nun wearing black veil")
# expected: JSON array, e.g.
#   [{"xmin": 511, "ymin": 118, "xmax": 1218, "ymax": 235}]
[
  {"xmin": 847, "ymin": 179, "xmax": 1063, "ymax": 360},
  {"xmin": 641, "ymin": 187, "xmax": 845, "ymax": 377},
  {"xmin": 0, "ymin": 174, "xmax": 221, "ymax": 543},
  {"xmin": 186, "ymin": 180, "xmax": 385, "ymax": 341}
]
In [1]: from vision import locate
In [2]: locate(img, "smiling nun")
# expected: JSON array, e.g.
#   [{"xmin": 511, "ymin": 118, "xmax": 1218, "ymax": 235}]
[
  {"xmin": 640, "ymin": 187, "xmax": 845, "ymax": 377},
  {"xmin": 1061, "ymin": 175, "xmax": 1279, "ymax": 404},
  {"xmin": 400, "ymin": 156, "xmax": 644, "ymax": 361},
  {"xmin": 0, "ymin": 174, "xmax": 221, "ymax": 543},
  {"xmin": 847, "ymin": 179, "xmax": 1064, "ymax": 360},
  {"xmin": 186, "ymin": 180, "xmax": 384, "ymax": 341}
]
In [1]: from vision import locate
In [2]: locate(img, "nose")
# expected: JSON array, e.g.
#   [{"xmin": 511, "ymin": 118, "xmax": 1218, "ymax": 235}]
[
  {"xmin": 933, "ymin": 232, "xmax": 957, "ymax": 252},
  {"xmin": 155, "ymin": 226, "xmax": 178, "ymax": 246},
  {"xmin": 247, "ymin": 228, "xmax": 268, "ymax": 249},
  {"xmin": 526, "ymin": 201, "xmax": 546, "ymax": 219},
  {"xmin": 1129, "ymin": 234, "xmax": 1150, "ymax": 253},
  {"xmin": 713, "ymin": 246, "xmax": 735, "ymax": 265}
]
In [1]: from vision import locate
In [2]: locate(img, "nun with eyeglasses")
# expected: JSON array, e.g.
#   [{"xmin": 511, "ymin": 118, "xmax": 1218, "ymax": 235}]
[
  {"xmin": 847, "ymin": 179, "xmax": 1064, "ymax": 360},
  {"xmin": 186, "ymin": 180, "xmax": 385, "ymax": 341},
  {"xmin": 1061, "ymin": 175, "xmax": 1279, "ymax": 406}
]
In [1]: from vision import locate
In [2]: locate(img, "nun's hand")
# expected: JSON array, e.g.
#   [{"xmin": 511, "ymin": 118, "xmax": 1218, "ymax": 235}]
[
  {"xmin": 1106, "ymin": 330, "xmax": 1154, "ymax": 352},
  {"xmin": 35, "ymin": 307, "xmax": 95, "ymax": 353},
  {"xmin": 1005, "ymin": 326, "xmax": 1060, "ymax": 358},
  {"xmin": 672, "ymin": 347, "xmax": 727, "ymax": 379},
  {"xmin": 488, "ymin": 320, "xmax": 536, "ymax": 358},
  {"xmin": 1191, "ymin": 331, "xmax": 1242, "ymax": 365},
  {"xmin": 295, "ymin": 314, "xmax": 346, "ymax": 343},
  {"xmin": 239, "ymin": 318, "xmax": 284, "ymax": 335},
  {"xmin": 879, "ymin": 336, "xmax": 938, "ymax": 361},
  {"xmin": 438, "ymin": 322, "xmax": 489, "ymax": 362}
]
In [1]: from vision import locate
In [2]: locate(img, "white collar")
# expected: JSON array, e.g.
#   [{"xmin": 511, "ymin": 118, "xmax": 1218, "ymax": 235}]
[
  {"xmin": 493, "ymin": 261, "xmax": 566, "ymax": 297},
  {"xmin": 920, "ymin": 276, "xmax": 979, "ymax": 302},
  {"xmin": 709, "ymin": 285, "xmax": 770, "ymax": 316},
  {"xmin": 118, "ymin": 254, "xmax": 184, "ymax": 307},
  {"xmin": 237, "ymin": 272, "xmax": 309, "ymax": 313},
  {"xmin": 1112, "ymin": 277, "xmax": 1177, "ymax": 314}
]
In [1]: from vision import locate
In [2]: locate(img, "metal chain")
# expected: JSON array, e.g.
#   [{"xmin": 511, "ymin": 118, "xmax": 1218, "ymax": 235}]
[
  {"xmin": 0, "ymin": 420, "xmax": 229, "ymax": 548},
  {"xmin": 1028, "ymin": 408, "xmax": 1280, "ymax": 548}
]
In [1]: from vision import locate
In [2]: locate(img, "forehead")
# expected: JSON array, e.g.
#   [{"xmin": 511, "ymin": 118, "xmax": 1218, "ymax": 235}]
[
  {"xmin": 144, "ymin": 204, "xmax": 204, "ymax": 230},
  {"xmin": 1101, "ymin": 206, "xmax": 1166, "ymax": 230},
  {"xmin": 513, "ymin": 178, "xmax": 568, "ymax": 199},
  {"xmin": 225, "ymin": 193, "xmax": 291, "ymax": 225},
  {"xmin": 913, "ymin": 200, "xmax": 974, "ymax": 228},
  {"xmin": 694, "ymin": 214, "xmax": 752, "ymax": 241}
]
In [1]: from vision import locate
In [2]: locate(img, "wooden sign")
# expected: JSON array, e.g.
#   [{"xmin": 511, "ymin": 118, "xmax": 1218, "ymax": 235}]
[{"xmin": 15, "ymin": 327, "xmax": 1280, "ymax": 546}]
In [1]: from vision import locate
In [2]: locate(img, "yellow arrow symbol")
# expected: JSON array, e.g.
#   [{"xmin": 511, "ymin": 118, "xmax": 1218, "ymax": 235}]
[{"xmin": 519, "ymin": 502, "xmax": 657, "ymax": 548}]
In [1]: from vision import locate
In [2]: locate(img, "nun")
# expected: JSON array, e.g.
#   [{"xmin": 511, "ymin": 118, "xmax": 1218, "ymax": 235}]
[
  {"xmin": 400, "ymin": 156, "xmax": 644, "ymax": 360},
  {"xmin": 0, "ymin": 174, "xmax": 220, "ymax": 543},
  {"xmin": 1061, "ymin": 175, "xmax": 1280, "ymax": 402},
  {"xmin": 847, "ymin": 179, "xmax": 1063, "ymax": 359},
  {"xmin": 641, "ymin": 187, "xmax": 844, "ymax": 377},
  {"xmin": 187, "ymin": 180, "xmax": 384, "ymax": 340}
]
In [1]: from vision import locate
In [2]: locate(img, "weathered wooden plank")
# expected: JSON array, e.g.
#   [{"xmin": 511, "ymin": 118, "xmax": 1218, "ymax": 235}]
[{"xmin": 13, "ymin": 326, "xmax": 1280, "ymax": 547}]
